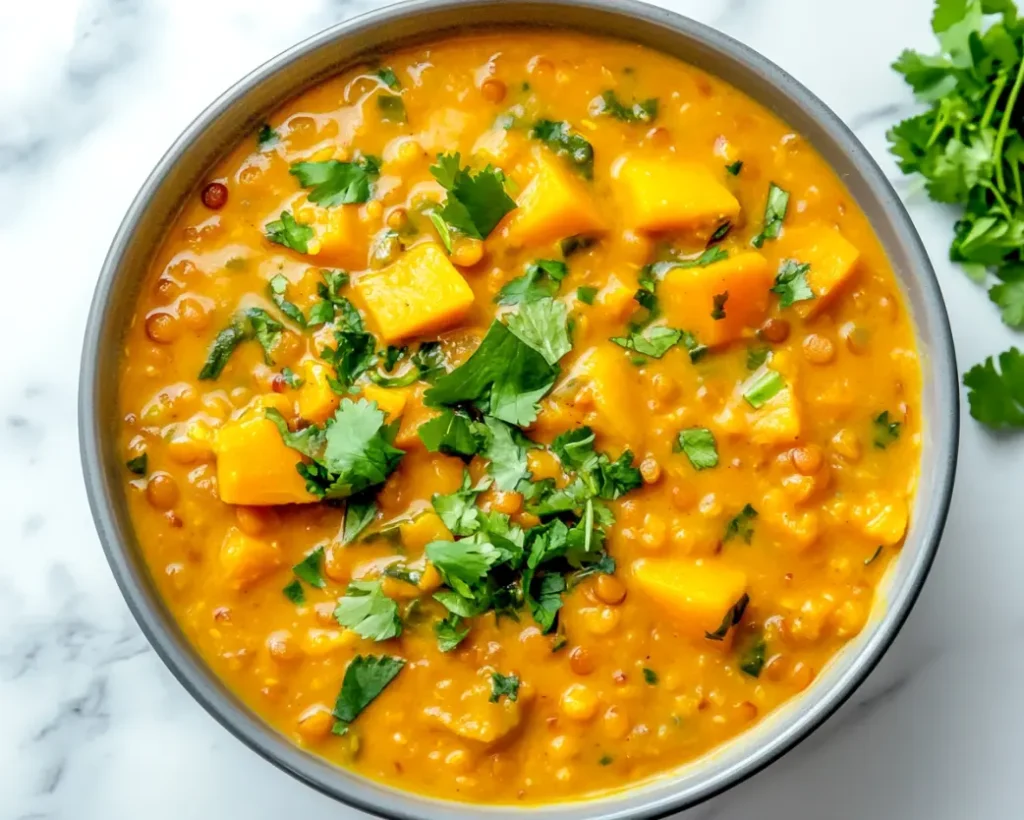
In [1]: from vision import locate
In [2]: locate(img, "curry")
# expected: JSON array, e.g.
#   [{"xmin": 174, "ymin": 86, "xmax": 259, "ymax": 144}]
[{"xmin": 117, "ymin": 31, "xmax": 921, "ymax": 804}]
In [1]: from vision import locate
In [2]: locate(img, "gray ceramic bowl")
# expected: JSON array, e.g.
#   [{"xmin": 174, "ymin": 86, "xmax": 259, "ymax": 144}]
[{"xmin": 79, "ymin": 1, "xmax": 959, "ymax": 817}]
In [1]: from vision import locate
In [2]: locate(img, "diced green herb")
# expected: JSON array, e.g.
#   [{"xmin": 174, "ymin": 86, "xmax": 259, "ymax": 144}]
[
  {"xmin": 705, "ymin": 593, "xmax": 749, "ymax": 641},
  {"xmin": 724, "ymin": 504, "xmax": 758, "ymax": 544},
  {"xmin": 496, "ymin": 259, "xmax": 568, "ymax": 305},
  {"xmin": 375, "ymin": 67, "xmax": 400, "ymax": 90},
  {"xmin": 561, "ymin": 235, "xmax": 597, "ymax": 256},
  {"xmin": 751, "ymin": 183, "xmax": 789, "ymax": 248},
  {"xmin": 746, "ymin": 345, "xmax": 770, "ymax": 371},
  {"xmin": 743, "ymin": 369, "xmax": 785, "ymax": 409},
  {"xmin": 481, "ymin": 416, "xmax": 532, "ymax": 491},
  {"xmin": 332, "ymin": 654, "xmax": 406, "ymax": 731},
  {"xmin": 432, "ymin": 471, "xmax": 490, "ymax": 536},
  {"xmin": 292, "ymin": 546, "xmax": 327, "ymax": 589},
  {"xmin": 412, "ymin": 341, "xmax": 448, "ymax": 384},
  {"xmin": 418, "ymin": 410, "xmax": 485, "ymax": 459},
  {"xmin": 281, "ymin": 367, "xmax": 304, "ymax": 389},
  {"xmin": 427, "ymin": 537, "xmax": 501, "ymax": 597},
  {"xmin": 268, "ymin": 274, "xmax": 307, "ymax": 327},
  {"xmin": 334, "ymin": 580, "xmax": 402, "ymax": 641},
  {"xmin": 642, "ymin": 667, "xmax": 658, "ymax": 685},
  {"xmin": 964, "ymin": 347, "xmax": 1024, "ymax": 428},
  {"xmin": 429, "ymin": 152, "xmax": 517, "ymax": 240},
  {"xmin": 377, "ymin": 94, "xmax": 406, "ymax": 123},
  {"xmin": 506, "ymin": 297, "xmax": 572, "ymax": 365},
  {"xmin": 266, "ymin": 210, "xmax": 315, "ymax": 253},
  {"xmin": 680, "ymin": 330, "xmax": 709, "ymax": 363},
  {"xmin": 290, "ymin": 157, "xmax": 380, "ymax": 207},
  {"xmin": 709, "ymin": 221, "xmax": 732, "ymax": 244},
  {"xmin": 257, "ymin": 123, "xmax": 279, "ymax": 149},
  {"xmin": 872, "ymin": 410, "xmax": 902, "ymax": 448},
  {"xmin": 322, "ymin": 329, "xmax": 376, "ymax": 394},
  {"xmin": 343, "ymin": 493, "xmax": 378, "ymax": 544},
  {"xmin": 739, "ymin": 637, "xmax": 766, "ymax": 678},
  {"xmin": 647, "ymin": 246, "xmax": 728, "ymax": 277},
  {"xmin": 530, "ymin": 120, "xmax": 595, "ymax": 178},
  {"xmin": 610, "ymin": 325, "xmax": 683, "ymax": 359},
  {"xmin": 599, "ymin": 754, "xmax": 614, "ymax": 766},
  {"xmin": 551, "ymin": 634, "xmax": 568, "ymax": 652},
  {"xmin": 590, "ymin": 90, "xmax": 658, "ymax": 123},
  {"xmin": 126, "ymin": 454, "xmax": 148, "ymax": 475},
  {"xmin": 577, "ymin": 285, "xmax": 598, "ymax": 305},
  {"xmin": 864, "ymin": 545, "xmax": 884, "ymax": 566},
  {"xmin": 489, "ymin": 671, "xmax": 520, "ymax": 703},
  {"xmin": 198, "ymin": 307, "xmax": 284, "ymax": 380},
  {"xmin": 282, "ymin": 580, "xmax": 305, "ymax": 604},
  {"xmin": 771, "ymin": 259, "xmax": 815, "ymax": 308},
  {"xmin": 676, "ymin": 427, "xmax": 719, "ymax": 471},
  {"xmin": 711, "ymin": 292, "xmax": 729, "ymax": 320},
  {"xmin": 435, "ymin": 613, "xmax": 469, "ymax": 652},
  {"xmin": 725, "ymin": 160, "xmax": 743, "ymax": 176}
]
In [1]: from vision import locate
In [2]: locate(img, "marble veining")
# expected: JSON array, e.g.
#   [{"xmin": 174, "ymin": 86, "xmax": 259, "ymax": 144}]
[{"xmin": 1, "ymin": 0, "xmax": 1022, "ymax": 817}]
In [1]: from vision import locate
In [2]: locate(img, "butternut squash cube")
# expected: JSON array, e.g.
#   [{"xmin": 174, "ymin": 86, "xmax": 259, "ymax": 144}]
[
  {"xmin": 219, "ymin": 527, "xmax": 282, "ymax": 589},
  {"xmin": 360, "ymin": 383, "xmax": 411, "ymax": 421},
  {"xmin": 354, "ymin": 243, "xmax": 474, "ymax": 343},
  {"xmin": 595, "ymin": 275, "xmax": 638, "ymax": 322},
  {"xmin": 293, "ymin": 201, "xmax": 367, "ymax": 270},
  {"xmin": 770, "ymin": 226, "xmax": 861, "ymax": 318},
  {"xmin": 394, "ymin": 386, "xmax": 442, "ymax": 450},
  {"xmin": 568, "ymin": 345, "xmax": 642, "ymax": 447},
  {"xmin": 215, "ymin": 414, "xmax": 317, "ymax": 505},
  {"xmin": 659, "ymin": 252, "xmax": 773, "ymax": 348},
  {"xmin": 631, "ymin": 558, "xmax": 748, "ymax": 642},
  {"xmin": 297, "ymin": 360, "xmax": 340, "ymax": 425},
  {"xmin": 399, "ymin": 511, "xmax": 453, "ymax": 552},
  {"xmin": 501, "ymin": 152, "xmax": 606, "ymax": 247},
  {"xmin": 615, "ymin": 156, "xmax": 740, "ymax": 234},
  {"xmin": 423, "ymin": 672, "xmax": 530, "ymax": 745}
]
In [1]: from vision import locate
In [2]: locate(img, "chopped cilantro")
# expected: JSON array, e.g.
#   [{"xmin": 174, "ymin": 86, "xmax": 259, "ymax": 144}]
[
  {"xmin": 265, "ymin": 399, "xmax": 404, "ymax": 500},
  {"xmin": 293, "ymin": 546, "xmax": 327, "ymax": 589},
  {"xmin": 743, "ymin": 369, "xmax": 785, "ymax": 408},
  {"xmin": 677, "ymin": 427, "xmax": 719, "ymax": 470},
  {"xmin": 432, "ymin": 471, "xmax": 490, "ymax": 536},
  {"xmin": 751, "ymin": 183, "xmax": 789, "ymax": 248},
  {"xmin": 282, "ymin": 579, "xmax": 305, "ymax": 604},
  {"xmin": 599, "ymin": 754, "xmax": 614, "ymax": 766},
  {"xmin": 418, "ymin": 410, "xmax": 485, "ymax": 458},
  {"xmin": 709, "ymin": 221, "xmax": 732, "ymax": 244},
  {"xmin": 642, "ymin": 667, "xmax": 658, "ymax": 685},
  {"xmin": 322, "ymin": 329, "xmax": 376, "ymax": 394},
  {"xmin": 577, "ymin": 285, "xmax": 598, "ymax": 305},
  {"xmin": 725, "ymin": 160, "xmax": 743, "ymax": 175},
  {"xmin": 126, "ymin": 454, "xmax": 147, "ymax": 475},
  {"xmin": 610, "ymin": 325, "xmax": 683, "ymax": 358},
  {"xmin": 489, "ymin": 671, "xmax": 520, "ymax": 703},
  {"xmin": 746, "ymin": 344, "xmax": 770, "ymax": 371},
  {"xmin": 739, "ymin": 637, "xmax": 766, "ymax": 678},
  {"xmin": 590, "ymin": 90, "xmax": 658, "ymax": 123},
  {"xmin": 711, "ymin": 291, "xmax": 729, "ymax": 320},
  {"xmin": 506, "ymin": 297, "xmax": 572, "ymax": 365},
  {"xmin": 561, "ymin": 235, "xmax": 597, "ymax": 256},
  {"xmin": 281, "ymin": 366, "xmax": 304, "ymax": 388},
  {"xmin": 481, "ymin": 416, "xmax": 532, "ymax": 491},
  {"xmin": 771, "ymin": 259, "xmax": 815, "ymax": 308},
  {"xmin": 412, "ymin": 341, "xmax": 448, "ymax": 383},
  {"xmin": 724, "ymin": 504, "xmax": 758, "ymax": 544},
  {"xmin": 705, "ymin": 593, "xmax": 749, "ymax": 641},
  {"xmin": 257, "ymin": 123, "xmax": 279, "ymax": 149},
  {"xmin": 429, "ymin": 152, "xmax": 517, "ymax": 240},
  {"xmin": 268, "ymin": 274, "xmax": 307, "ymax": 327},
  {"xmin": 334, "ymin": 580, "xmax": 402, "ymax": 641},
  {"xmin": 375, "ymin": 67, "xmax": 401, "ymax": 90},
  {"xmin": 290, "ymin": 157, "xmax": 380, "ymax": 207},
  {"xmin": 435, "ymin": 613, "xmax": 469, "ymax": 652},
  {"xmin": 426, "ymin": 537, "xmax": 501, "ymax": 597},
  {"xmin": 332, "ymin": 654, "xmax": 405, "ymax": 731},
  {"xmin": 377, "ymin": 94, "xmax": 406, "ymax": 123},
  {"xmin": 964, "ymin": 347, "xmax": 1024, "ymax": 428},
  {"xmin": 648, "ymin": 246, "xmax": 728, "ymax": 277},
  {"xmin": 266, "ymin": 210, "xmax": 314, "ymax": 253},
  {"xmin": 342, "ymin": 493, "xmax": 377, "ymax": 544},
  {"xmin": 529, "ymin": 120, "xmax": 595, "ymax": 178},
  {"xmin": 496, "ymin": 259, "xmax": 568, "ymax": 305},
  {"xmin": 872, "ymin": 411, "xmax": 902, "ymax": 448},
  {"xmin": 198, "ymin": 307, "xmax": 283, "ymax": 380}
]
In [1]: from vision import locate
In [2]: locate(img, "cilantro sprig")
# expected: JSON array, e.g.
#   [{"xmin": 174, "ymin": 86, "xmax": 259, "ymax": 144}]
[
  {"xmin": 290, "ymin": 156, "xmax": 380, "ymax": 207},
  {"xmin": 429, "ymin": 153, "xmax": 517, "ymax": 245}
]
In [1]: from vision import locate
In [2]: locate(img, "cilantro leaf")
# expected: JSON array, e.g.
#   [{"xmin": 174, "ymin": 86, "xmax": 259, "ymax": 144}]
[
  {"xmin": 435, "ymin": 613, "xmax": 469, "ymax": 652},
  {"xmin": 375, "ymin": 67, "xmax": 401, "ymax": 89},
  {"xmin": 198, "ymin": 308, "xmax": 283, "ymax": 379},
  {"xmin": 743, "ymin": 369, "xmax": 786, "ymax": 408},
  {"xmin": 282, "ymin": 580, "xmax": 305, "ymax": 604},
  {"xmin": 426, "ymin": 538, "xmax": 501, "ymax": 597},
  {"xmin": 990, "ymin": 274, "xmax": 1024, "ymax": 326},
  {"xmin": 711, "ymin": 292, "xmax": 729, "ymax": 320},
  {"xmin": 126, "ymin": 454, "xmax": 147, "ymax": 475},
  {"xmin": 332, "ymin": 655, "xmax": 405, "ymax": 728},
  {"xmin": 548, "ymin": 427, "xmax": 642, "ymax": 502},
  {"xmin": 964, "ymin": 346, "xmax": 1024, "ymax": 428},
  {"xmin": 872, "ymin": 410, "xmax": 903, "ymax": 448},
  {"xmin": 432, "ymin": 471, "xmax": 490, "ymax": 536},
  {"xmin": 590, "ymin": 90, "xmax": 658, "ymax": 123},
  {"xmin": 266, "ymin": 210, "xmax": 314, "ymax": 253},
  {"xmin": 496, "ymin": 260, "xmax": 568, "ymax": 305},
  {"xmin": 643, "ymin": 667, "xmax": 658, "ymax": 685},
  {"xmin": 322, "ymin": 330, "xmax": 376, "ymax": 393},
  {"xmin": 677, "ymin": 427, "xmax": 719, "ymax": 470},
  {"xmin": 705, "ymin": 593, "xmax": 749, "ymax": 641},
  {"xmin": 424, "ymin": 320, "xmax": 558, "ymax": 426},
  {"xmin": 530, "ymin": 120, "xmax": 595, "ymax": 178},
  {"xmin": 751, "ymin": 183, "xmax": 789, "ymax": 248},
  {"xmin": 725, "ymin": 160, "xmax": 743, "ymax": 175},
  {"xmin": 377, "ymin": 95, "xmax": 406, "ymax": 123},
  {"xmin": 746, "ymin": 344, "xmax": 770, "ymax": 370},
  {"xmin": 771, "ymin": 259, "xmax": 815, "ymax": 307},
  {"xmin": 417, "ymin": 410, "xmax": 485, "ymax": 458},
  {"xmin": 489, "ymin": 671, "xmax": 520, "ymax": 703},
  {"xmin": 334, "ymin": 580, "xmax": 402, "ymax": 641},
  {"xmin": 430, "ymin": 153, "xmax": 516, "ymax": 240},
  {"xmin": 525, "ymin": 572, "xmax": 566, "ymax": 633},
  {"xmin": 739, "ymin": 636, "xmax": 766, "ymax": 677},
  {"xmin": 268, "ymin": 274, "xmax": 307, "ymax": 327},
  {"xmin": 481, "ymin": 416, "xmax": 532, "ymax": 491},
  {"xmin": 293, "ymin": 546, "xmax": 327, "ymax": 589},
  {"xmin": 724, "ymin": 504, "xmax": 758, "ymax": 544},
  {"xmin": 577, "ymin": 286, "xmax": 598, "ymax": 305},
  {"xmin": 343, "ymin": 493, "xmax": 377, "ymax": 544},
  {"xmin": 412, "ymin": 342, "xmax": 448, "ymax": 384},
  {"xmin": 611, "ymin": 325, "xmax": 683, "ymax": 358},
  {"xmin": 506, "ymin": 297, "xmax": 572, "ymax": 365},
  {"xmin": 290, "ymin": 157, "xmax": 380, "ymax": 207},
  {"xmin": 257, "ymin": 123, "xmax": 279, "ymax": 149}
]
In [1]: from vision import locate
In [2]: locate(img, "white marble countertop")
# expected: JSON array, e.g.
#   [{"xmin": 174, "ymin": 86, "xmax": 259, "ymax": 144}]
[{"xmin": 1, "ymin": 0, "xmax": 1022, "ymax": 817}]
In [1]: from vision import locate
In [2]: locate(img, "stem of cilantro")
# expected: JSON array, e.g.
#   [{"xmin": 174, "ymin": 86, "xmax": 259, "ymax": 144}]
[
  {"xmin": 981, "ymin": 70, "xmax": 1009, "ymax": 130},
  {"xmin": 993, "ymin": 51, "xmax": 1024, "ymax": 194}
]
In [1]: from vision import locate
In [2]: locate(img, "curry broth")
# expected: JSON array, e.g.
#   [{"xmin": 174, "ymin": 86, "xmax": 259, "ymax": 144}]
[{"xmin": 117, "ymin": 32, "xmax": 920, "ymax": 803}]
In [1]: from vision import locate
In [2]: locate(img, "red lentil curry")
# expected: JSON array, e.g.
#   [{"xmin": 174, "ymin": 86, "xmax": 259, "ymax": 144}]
[{"xmin": 117, "ymin": 31, "xmax": 921, "ymax": 804}]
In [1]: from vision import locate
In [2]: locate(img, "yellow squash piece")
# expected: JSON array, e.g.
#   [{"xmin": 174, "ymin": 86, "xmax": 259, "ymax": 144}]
[
  {"xmin": 715, "ymin": 352, "xmax": 802, "ymax": 446},
  {"xmin": 568, "ymin": 345, "xmax": 642, "ymax": 447},
  {"xmin": 400, "ymin": 511, "xmax": 454, "ymax": 552},
  {"xmin": 219, "ymin": 526, "xmax": 282, "ymax": 590},
  {"xmin": 660, "ymin": 252, "xmax": 773, "ymax": 348},
  {"xmin": 292, "ymin": 201, "xmax": 367, "ymax": 270},
  {"xmin": 769, "ymin": 225, "xmax": 861, "ymax": 317},
  {"xmin": 615, "ymin": 156, "xmax": 740, "ymax": 234},
  {"xmin": 354, "ymin": 243, "xmax": 474, "ymax": 343},
  {"xmin": 360, "ymin": 383, "xmax": 412, "ymax": 421},
  {"xmin": 215, "ymin": 413, "xmax": 317, "ymax": 506},
  {"xmin": 501, "ymin": 151, "xmax": 606, "ymax": 247},
  {"xmin": 631, "ymin": 558, "xmax": 748, "ymax": 643},
  {"xmin": 297, "ymin": 360, "xmax": 340, "ymax": 424}
]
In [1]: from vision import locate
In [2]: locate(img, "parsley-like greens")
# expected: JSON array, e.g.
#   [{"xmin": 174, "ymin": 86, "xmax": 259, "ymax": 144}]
[
  {"xmin": 711, "ymin": 292, "xmax": 729, "ymax": 320},
  {"xmin": 577, "ymin": 285, "xmax": 598, "ymax": 305},
  {"xmin": 334, "ymin": 580, "xmax": 402, "ymax": 641},
  {"xmin": 126, "ymin": 454, "xmax": 147, "ymax": 475},
  {"xmin": 375, "ymin": 67, "xmax": 401, "ymax": 90},
  {"xmin": 590, "ymin": 90, "xmax": 658, "ymax": 124},
  {"xmin": 963, "ymin": 347, "xmax": 1024, "ymax": 427},
  {"xmin": 725, "ymin": 160, "xmax": 743, "ymax": 176},
  {"xmin": 377, "ymin": 95, "xmax": 406, "ymax": 123},
  {"xmin": 489, "ymin": 671, "xmax": 520, "ymax": 702},
  {"xmin": 282, "ymin": 580, "xmax": 305, "ymax": 605},
  {"xmin": 257, "ymin": 123, "xmax": 279, "ymax": 149},
  {"xmin": 418, "ymin": 410, "xmax": 485, "ymax": 459},
  {"xmin": 610, "ymin": 326, "xmax": 683, "ymax": 358},
  {"xmin": 705, "ymin": 593, "xmax": 749, "ymax": 641},
  {"xmin": 739, "ymin": 636, "xmax": 766, "ymax": 677},
  {"xmin": 506, "ymin": 298, "xmax": 572, "ymax": 366},
  {"xmin": 332, "ymin": 655, "xmax": 405, "ymax": 732},
  {"xmin": 266, "ymin": 210, "xmax": 314, "ymax": 253},
  {"xmin": 292, "ymin": 546, "xmax": 327, "ymax": 589},
  {"xmin": 743, "ymin": 369, "xmax": 786, "ymax": 409},
  {"xmin": 435, "ymin": 613, "xmax": 469, "ymax": 652},
  {"xmin": 342, "ymin": 493, "xmax": 378, "ymax": 544},
  {"xmin": 677, "ymin": 427, "xmax": 719, "ymax": 471},
  {"xmin": 724, "ymin": 504, "xmax": 758, "ymax": 544},
  {"xmin": 268, "ymin": 274, "xmax": 307, "ymax": 327},
  {"xmin": 751, "ymin": 183, "xmax": 789, "ymax": 248},
  {"xmin": 529, "ymin": 120, "xmax": 595, "ymax": 178},
  {"xmin": 496, "ymin": 260, "xmax": 568, "ymax": 305},
  {"xmin": 198, "ymin": 308, "xmax": 284, "ymax": 380},
  {"xmin": 872, "ymin": 410, "xmax": 902, "ymax": 448},
  {"xmin": 429, "ymin": 152, "xmax": 517, "ymax": 241},
  {"xmin": 771, "ymin": 259, "xmax": 815, "ymax": 308},
  {"xmin": 290, "ymin": 157, "xmax": 380, "ymax": 207},
  {"xmin": 642, "ymin": 667, "xmax": 659, "ymax": 685}
]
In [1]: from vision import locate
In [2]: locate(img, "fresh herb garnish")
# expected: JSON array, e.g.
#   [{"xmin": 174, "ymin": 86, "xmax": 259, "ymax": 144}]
[
  {"xmin": 418, "ymin": 410, "xmax": 485, "ymax": 459},
  {"xmin": 268, "ymin": 274, "xmax": 307, "ymax": 327},
  {"xmin": 377, "ymin": 95, "xmax": 406, "ymax": 123},
  {"xmin": 342, "ymin": 493, "xmax": 378, "ymax": 544},
  {"xmin": 282, "ymin": 579, "xmax": 305, "ymax": 604},
  {"xmin": 322, "ymin": 329, "xmax": 376, "ymax": 394},
  {"xmin": 751, "ymin": 183, "xmax": 789, "ymax": 248},
  {"xmin": 266, "ymin": 210, "xmax": 314, "ymax": 253},
  {"xmin": 705, "ymin": 593, "xmax": 749, "ymax": 641},
  {"xmin": 489, "ymin": 671, "xmax": 520, "ymax": 703},
  {"xmin": 724, "ymin": 504, "xmax": 758, "ymax": 544},
  {"xmin": 746, "ymin": 344, "xmax": 770, "ymax": 371},
  {"xmin": 709, "ymin": 221, "xmax": 732, "ymax": 244},
  {"xmin": 739, "ymin": 637, "xmax": 766, "ymax": 677},
  {"xmin": 642, "ymin": 667, "xmax": 658, "ymax": 685},
  {"xmin": 590, "ymin": 90, "xmax": 658, "ymax": 123},
  {"xmin": 599, "ymin": 754, "xmax": 614, "ymax": 765},
  {"xmin": 496, "ymin": 259, "xmax": 568, "ymax": 305},
  {"xmin": 529, "ymin": 120, "xmax": 595, "ymax": 178},
  {"xmin": 743, "ymin": 369, "xmax": 786, "ymax": 409},
  {"xmin": 771, "ymin": 259, "xmax": 815, "ymax": 308},
  {"xmin": 435, "ymin": 613, "xmax": 469, "ymax": 652},
  {"xmin": 266, "ymin": 399, "xmax": 404, "ymax": 500},
  {"xmin": 964, "ymin": 347, "xmax": 1024, "ymax": 428},
  {"xmin": 292, "ymin": 546, "xmax": 327, "ymax": 589},
  {"xmin": 290, "ymin": 157, "xmax": 380, "ymax": 207},
  {"xmin": 430, "ymin": 152, "xmax": 517, "ymax": 240},
  {"xmin": 610, "ymin": 326, "xmax": 683, "ymax": 358},
  {"xmin": 334, "ymin": 580, "xmax": 402, "ymax": 641},
  {"xmin": 725, "ymin": 160, "xmax": 743, "ymax": 176},
  {"xmin": 281, "ymin": 366, "xmax": 304, "ymax": 389},
  {"xmin": 676, "ymin": 427, "xmax": 719, "ymax": 470},
  {"xmin": 864, "ymin": 545, "xmax": 884, "ymax": 566},
  {"xmin": 506, "ymin": 297, "xmax": 572, "ymax": 365},
  {"xmin": 577, "ymin": 285, "xmax": 598, "ymax": 305},
  {"xmin": 257, "ymin": 123, "xmax": 279, "ymax": 149},
  {"xmin": 126, "ymin": 454, "xmax": 148, "ymax": 475},
  {"xmin": 198, "ymin": 308, "xmax": 284, "ymax": 380},
  {"xmin": 872, "ymin": 410, "xmax": 902, "ymax": 448},
  {"xmin": 332, "ymin": 655, "xmax": 406, "ymax": 732},
  {"xmin": 375, "ymin": 67, "xmax": 401, "ymax": 90},
  {"xmin": 481, "ymin": 416, "xmax": 533, "ymax": 491}
]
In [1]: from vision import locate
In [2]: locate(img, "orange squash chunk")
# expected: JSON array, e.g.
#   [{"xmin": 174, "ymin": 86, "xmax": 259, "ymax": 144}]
[
  {"xmin": 293, "ymin": 201, "xmax": 367, "ymax": 270},
  {"xmin": 215, "ymin": 414, "xmax": 317, "ymax": 505},
  {"xmin": 360, "ymin": 383, "xmax": 412, "ymax": 421},
  {"xmin": 501, "ymin": 152, "xmax": 606, "ymax": 247},
  {"xmin": 219, "ymin": 527, "xmax": 282, "ymax": 590},
  {"xmin": 297, "ymin": 360, "xmax": 340, "ymax": 424},
  {"xmin": 354, "ymin": 243, "xmax": 474, "ymax": 343},
  {"xmin": 771, "ymin": 226, "xmax": 861, "ymax": 317},
  {"xmin": 567, "ymin": 345, "xmax": 642, "ymax": 447},
  {"xmin": 659, "ymin": 252, "xmax": 773, "ymax": 348},
  {"xmin": 631, "ymin": 558, "xmax": 748, "ymax": 643},
  {"xmin": 615, "ymin": 156, "xmax": 740, "ymax": 234}
]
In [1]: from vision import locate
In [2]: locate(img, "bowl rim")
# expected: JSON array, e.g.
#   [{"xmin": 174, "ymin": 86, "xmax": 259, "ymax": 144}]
[{"xmin": 79, "ymin": 1, "xmax": 959, "ymax": 818}]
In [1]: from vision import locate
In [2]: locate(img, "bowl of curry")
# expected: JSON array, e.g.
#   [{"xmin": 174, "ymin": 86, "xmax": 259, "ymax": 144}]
[{"xmin": 79, "ymin": 0, "xmax": 959, "ymax": 817}]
